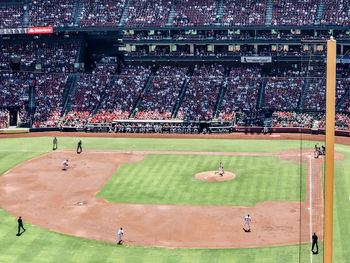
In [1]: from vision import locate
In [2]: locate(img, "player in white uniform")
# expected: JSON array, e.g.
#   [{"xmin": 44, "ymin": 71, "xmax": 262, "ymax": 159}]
[
  {"xmin": 62, "ymin": 160, "xmax": 68, "ymax": 171},
  {"xmin": 216, "ymin": 162, "xmax": 224, "ymax": 176},
  {"xmin": 117, "ymin": 227, "xmax": 124, "ymax": 244},
  {"xmin": 243, "ymin": 214, "xmax": 251, "ymax": 232}
]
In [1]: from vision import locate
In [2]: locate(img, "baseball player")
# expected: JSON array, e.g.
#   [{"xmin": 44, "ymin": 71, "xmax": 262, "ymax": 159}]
[
  {"xmin": 311, "ymin": 232, "xmax": 319, "ymax": 254},
  {"xmin": 216, "ymin": 162, "xmax": 224, "ymax": 176},
  {"xmin": 117, "ymin": 227, "xmax": 123, "ymax": 245},
  {"xmin": 62, "ymin": 160, "xmax": 68, "ymax": 171},
  {"xmin": 243, "ymin": 214, "xmax": 251, "ymax": 232},
  {"xmin": 77, "ymin": 140, "xmax": 82, "ymax": 154},
  {"xmin": 53, "ymin": 137, "xmax": 58, "ymax": 151},
  {"xmin": 17, "ymin": 216, "xmax": 26, "ymax": 235}
]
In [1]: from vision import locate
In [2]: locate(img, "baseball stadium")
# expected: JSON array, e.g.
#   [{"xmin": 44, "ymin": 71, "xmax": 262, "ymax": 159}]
[{"xmin": 1, "ymin": 0, "xmax": 350, "ymax": 262}]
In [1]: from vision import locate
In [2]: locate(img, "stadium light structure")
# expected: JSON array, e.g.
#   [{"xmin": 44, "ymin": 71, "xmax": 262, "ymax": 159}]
[{"xmin": 324, "ymin": 36, "xmax": 336, "ymax": 263}]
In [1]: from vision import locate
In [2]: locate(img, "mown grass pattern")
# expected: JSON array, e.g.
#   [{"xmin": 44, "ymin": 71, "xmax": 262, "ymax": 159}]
[{"xmin": 98, "ymin": 154, "xmax": 306, "ymax": 206}]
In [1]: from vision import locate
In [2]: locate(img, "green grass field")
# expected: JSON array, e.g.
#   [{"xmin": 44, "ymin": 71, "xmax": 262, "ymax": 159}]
[
  {"xmin": 0, "ymin": 136, "xmax": 347, "ymax": 263},
  {"xmin": 98, "ymin": 154, "xmax": 306, "ymax": 206}
]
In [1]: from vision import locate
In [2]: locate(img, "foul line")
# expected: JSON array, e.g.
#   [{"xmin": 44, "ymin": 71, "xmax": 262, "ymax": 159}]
[{"xmin": 309, "ymin": 155, "xmax": 313, "ymax": 263}]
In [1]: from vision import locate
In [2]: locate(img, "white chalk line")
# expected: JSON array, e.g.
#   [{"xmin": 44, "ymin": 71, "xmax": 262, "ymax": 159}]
[{"xmin": 309, "ymin": 155, "xmax": 313, "ymax": 263}]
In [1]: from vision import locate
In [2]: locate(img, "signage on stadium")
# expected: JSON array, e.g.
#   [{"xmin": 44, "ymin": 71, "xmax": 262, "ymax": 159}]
[
  {"xmin": 241, "ymin": 56, "xmax": 272, "ymax": 63},
  {"xmin": 0, "ymin": 27, "xmax": 53, "ymax": 35},
  {"xmin": 28, "ymin": 27, "xmax": 53, "ymax": 34},
  {"xmin": 0, "ymin": 28, "xmax": 28, "ymax": 35}
]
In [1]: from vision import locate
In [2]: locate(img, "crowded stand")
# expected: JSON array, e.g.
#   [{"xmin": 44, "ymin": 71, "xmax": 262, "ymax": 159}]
[
  {"xmin": 271, "ymin": 0, "xmax": 317, "ymax": 26},
  {"xmin": 234, "ymin": 111, "xmax": 262, "ymax": 127},
  {"xmin": 124, "ymin": 0, "xmax": 170, "ymax": 27},
  {"xmin": 0, "ymin": 72, "xmax": 32, "ymax": 108},
  {"xmin": 339, "ymin": 100, "xmax": 350, "ymax": 113},
  {"xmin": 112, "ymin": 122, "xmax": 200, "ymax": 134},
  {"xmin": 63, "ymin": 64, "xmax": 116, "ymax": 126},
  {"xmin": 134, "ymin": 66, "xmax": 188, "ymax": 120},
  {"xmin": 222, "ymin": 0, "xmax": 266, "ymax": 26},
  {"xmin": 263, "ymin": 77, "xmax": 303, "ymax": 110},
  {"xmin": 0, "ymin": 109, "xmax": 9, "ymax": 129},
  {"xmin": 178, "ymin": 64, "xmax": 224, "ymax": 121},
  {"xmin": 303, "ymin": 77, "xmax": 326, "ymax": 111},
  {"xmin": 218, "ymin": 67, "xmax": 262, "ymax": 121},
  {"xmin": 29, "ymin": 0, "xmax": 74, "ymax": 28},
  {"xmin": 304, "ymin": 74, "xmax": 350, "ymax": 111},
  {"xmin": 18, "ymin": 108, "xmax": 29, "ymax": 127},
  {"xmin": 39, "ymin": 42, "xmax": 80, "ymax": 73},
  {"xmin": 317, "ymin": 113, "xmax": 350, "ymax": 131},
  {"xmin": 0, "ymin": 5, "xmax": 24, "ymax": 28},
  {"xmin": 80, "ymin": 0, "xmax": 125, "ymax": 27},
  {"xmin": 321, "ymin": 0, "xmax": 350, "ymax": 25},
  {"xmin": 172, "ymin": 0, "xmax": 217, "ymax": 26},
  {"xmin": 90, "ymin": 65, "xmax": 151, "ymax": 123},
  {"xmin": 3, "ymin": 0, "xmax": 350, "ymax": 28},
  {"xmin": 63, "ymin": 111, "xmax": 90, "ymax": 128},
  {"xmin": 334, "ymin": 114, "xmax": 350, "ymax": 130},
  {"xmin": 32, "ymin": 74, "xmax": 67, "ymax": 128},
  {"xmin": 270, "ymin": 111, "xmax": 314, "ymax": 128},
  {"xmin": 0, "ymin": 43, "xmax": 36, "ymax": 70}
]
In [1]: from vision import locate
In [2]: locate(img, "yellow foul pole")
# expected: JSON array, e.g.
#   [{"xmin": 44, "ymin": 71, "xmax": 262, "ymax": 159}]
[{"xmin": 324, "ymin": 37, "xmax": 336, "ymax": 263}]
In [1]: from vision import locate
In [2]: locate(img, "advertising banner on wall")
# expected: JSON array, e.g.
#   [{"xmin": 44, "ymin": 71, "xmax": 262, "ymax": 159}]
[
  {"xmin": 28, "ymin": 27, "xmax": 53, "ymax": 34},
  {"xmin": 241, "ymin": 56, "xmax": 272, "ymax": 63},
  {"xmin": 0, "ymin": 27, "xmax": 53, "ymax": 35}
]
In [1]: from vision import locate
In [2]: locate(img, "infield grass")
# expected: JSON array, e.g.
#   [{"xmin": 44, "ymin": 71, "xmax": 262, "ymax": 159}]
[
  {"xmin": 98, "ymin": 154, "xmax": 306, "ymax": 206},
  {"xmin": 0, "ymin": 137, "xmax": 346, "ymax": 263}
]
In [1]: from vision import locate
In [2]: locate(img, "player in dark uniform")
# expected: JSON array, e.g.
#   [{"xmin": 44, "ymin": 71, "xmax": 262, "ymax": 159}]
[
  {"xmin": 17, "ymin": 216, "xmax": 25, "ymax": 235},
  {"xmin": 53, "ymin": 137, "xmax": 58, "ymax": 150},
  {"xmin": 312, "ymin": 232, "xmax": 318, "ymax": 254},
  {"xmin": 77, "ymin": 140, "xmax": 82, "ymax": 154}
]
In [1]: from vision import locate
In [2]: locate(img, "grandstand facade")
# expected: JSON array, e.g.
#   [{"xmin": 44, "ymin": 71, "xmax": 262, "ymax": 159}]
[{"xmin": 0, "ymin": 0, "xmax": 350, "ymax": 133}]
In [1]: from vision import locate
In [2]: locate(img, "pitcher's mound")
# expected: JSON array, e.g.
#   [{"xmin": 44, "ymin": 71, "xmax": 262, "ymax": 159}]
[{"xmin": 195, "ymin": 171, "xmax": 236, "ymax": 181}]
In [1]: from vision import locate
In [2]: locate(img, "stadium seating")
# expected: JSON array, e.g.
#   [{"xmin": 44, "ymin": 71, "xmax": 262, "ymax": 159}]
[
  {"xmin": 172, "ymin": 0, "xmax": 217, "ymax": 26},
  {"xmin": 0, "ymin": 109, "xmax": 9, "ymax": 129},
  {"xmin": 178, "ymin": 64, "xmax": 224, "ymax": 121},
  {"xmin": 218, "ymin": 66, "xmax": 262, "ymax": 121},
  {"xmin": 222, "ymin": 0, "xmax": 266, "ymax": 26},
  {"xmin": 0, "ymin": 5, "xmax": 24, "ymax": 28},
  {"xmin": 134, "ymin": 66, "xmax": 188, "ymax": 120},
  {"xmin": 63, "ymin": 64, "xmax": 116, "ymax": 126},
  {"xmin": 39, "ymin": 42, "xmax": 80, "ymax": 73},
  {"xmin": 270, "ymin": 111, "xmax": 314, "ymax": 128},
  {"xmin": 0, "ymin": 72, "xmax": 32, "ymax": 108},
  {"xmin": 1, "ymin": 0, "xmax": 350, "ymax": 28},
  {"xmin": 33, "ymin": 74, "xmax": 67, "ymax": 128},
  {"xmin": 124, "ymin": 0, "xmax": 170, "ymax": 27},
  {"xmin": 90, "ymin": 65, "xmax": 151, "ymax": 123},
  {"xmin": 321, "ymin": 0, "xmax": 350, "ymax": 25},
  {"xmin": 264, "ymin": 77, "xmax": 303, "ymax": 110},
  {"xmin": 29, "ymin": 0, "xmax": 74, "ymax": 27},
  {"xmin": 80, "ymin": 0, "xmax": 125, "ymax": 27},
  {"xmin": 0, "ymin": 43, "xmax": 36, "ymax": 70},
  {"xmin": 271, "ymin": 0, "xmax": 318, "ymax": 26}
]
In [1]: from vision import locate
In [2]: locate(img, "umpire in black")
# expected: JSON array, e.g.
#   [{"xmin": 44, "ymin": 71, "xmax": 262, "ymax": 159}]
[
  {"xmin": 311, "ymin": 232, "xmax": 318, "ymax": 254},
  {"xmin": 77, "ymin": 140, "xmax": 82, "ymax": 154},
  {"xmin": 17, "ymin": 216, "xmax": 25, "ymax": 235}
]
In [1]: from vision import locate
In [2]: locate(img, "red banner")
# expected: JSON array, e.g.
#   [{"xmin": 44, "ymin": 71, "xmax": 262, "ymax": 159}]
[{"xmin": 28, "ymin": 27, "xmax": 53, "ymax": 34}]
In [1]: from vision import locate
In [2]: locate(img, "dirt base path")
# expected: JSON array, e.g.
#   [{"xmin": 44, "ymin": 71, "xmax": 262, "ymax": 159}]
[{"xmin": 0, "ymin": 149, "xmax": 343, "ymax": 248}]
